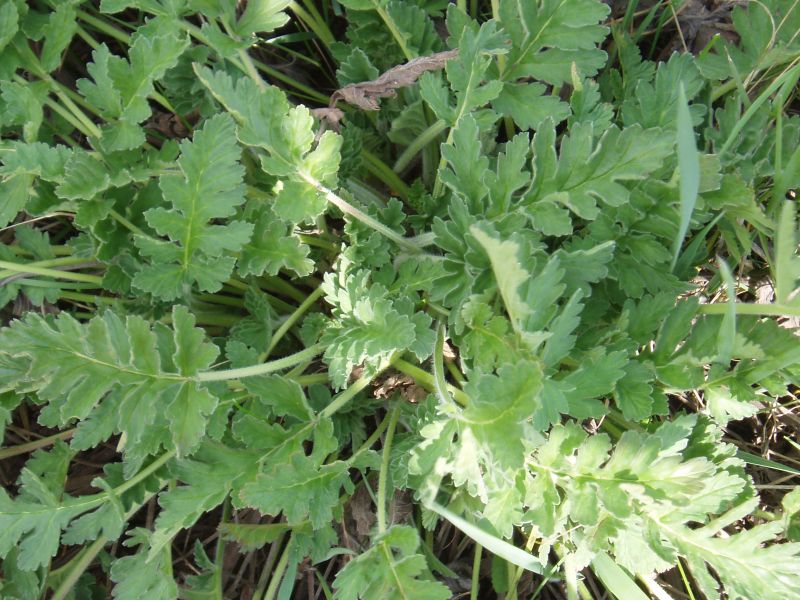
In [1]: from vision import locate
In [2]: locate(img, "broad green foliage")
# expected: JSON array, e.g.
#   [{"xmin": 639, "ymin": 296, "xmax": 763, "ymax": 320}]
[{"xmin": 1, "ymin": 0, "xmax": 800, "ymax": 599}]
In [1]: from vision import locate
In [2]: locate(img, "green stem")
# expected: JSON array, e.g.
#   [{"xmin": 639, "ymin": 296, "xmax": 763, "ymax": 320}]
[
  {"xmin": 0, "ymin": 429, "xmax": 75, "ymax": 460},
  {"xmin": 290, "ymin": 2, "xmax": 335, "ymax": 46},
  {"xmin": 261, "ymin": 275, "xmax": 307, "ymax": 303},
  {"xmin": 470, "ymin": 544, "xmax": 482, "ymax": 600},
  {"xmin": 297, "ymin": 233, "xmax": 339, "ymax": 252},
  {"xmin": 719, "ymin": 61, "xmax": 800, "ymax": 157},
  {"xmin": 264, "ymin": 286, "xmax": 324, "ymax": 358},
  {"xmin": 108, "ymin": 208, "xmax": 147, "ymax": 236},
  {"xmin": 220, "ymin": 19, "xmax": 267, "ymax": 92},
  {"xmin": 0, "ymin": 260, "xmax": 103, "ymax": 285},
  {"xmin": 432, "ymin": 323, "xmax": 455, "ymax": 406},
  {"xmin": 76, "ymin": 9, "xmax": 131, "ymax": 44},
  {"xmin": 59, "ymin": 291, "xmax": 117, "ymax": 304},
  {"xmin": 319, "ymin": 355, "xmax": 397, "ymax": 419},
  {"xmin": 393, "ymin": 357, "xmax": 469, "ymax": 406},
  {"xmin": 213, "ymin": 497, "xmax": 231, "ymax": 599},
  {"xmin": 195, "ymin": 293, "xmax": 246, "ymax": 308},
  {"xmin": 292, "ymin": 373, "xmax": 328, "ymax": 386},
  {"xmin": 50, "ymin": 536, "xmax": 107, "ymax": 600},
  {"xmin": 375, "ymin": 4, "xmax": 415, "ymax": 61},
  {"xmin": 262, "ymin": 537, "xmax": 292, "ymax": 600},
  {"xmin": 393, "ymin": 119, "xmax": 447, "ymax": 173},
  {"xmin": 12, "ymin": 75, "xmax": 88, "ymax": 138},
  {"xmin": 298, "ymin": 171, "xmax": 421, "ymax": 254},
  {"xmin": 349, "ymin": 410, "xmax": 393, "ymax": 463},
  {"xmin": 698, "ymin": 302, "xmax": 800, "ymax": 317},
  {"xmin": 6, "ymin": 244, "xmax": 73, "ymax": 257},
  {"xmin": 377, "ymin": 404, "xmax": 401, "ymax": 533},
  {"xmin": 362, "ymin": 149, "xmax": 411, "ymax": 200},
  {"xmin": 0, "ymin": 256, "xmax": 91, "ymax": 278},
  {"xmin": 198, "ymin": 343, "xmax": 324, "ymax": 381}
]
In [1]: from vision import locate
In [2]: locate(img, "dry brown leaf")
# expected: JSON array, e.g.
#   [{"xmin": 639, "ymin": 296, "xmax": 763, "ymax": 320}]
[
  {"xmin": 311, "ymin": 107, "xmax": 345, "ymax": 132},
  {"xmin": 330, "ymin": 49, "xmax": 459, "ymax": 111}
]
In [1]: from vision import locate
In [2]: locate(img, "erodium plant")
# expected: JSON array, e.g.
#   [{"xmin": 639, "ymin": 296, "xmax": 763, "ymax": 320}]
[{"xmin": 1, "ymin": 0, "xmax": 800, "ymax": 598}]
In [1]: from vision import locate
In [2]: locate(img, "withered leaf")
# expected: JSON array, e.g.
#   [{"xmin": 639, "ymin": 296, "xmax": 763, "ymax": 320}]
[{"xmin": 330, "ymin": 49, "xmax": 459, "ymax": 111}]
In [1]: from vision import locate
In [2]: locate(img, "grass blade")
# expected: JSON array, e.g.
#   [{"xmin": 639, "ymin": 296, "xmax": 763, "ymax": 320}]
[
  {"xmin": 738, "ymin": 451, "xmax": 800, "ymax": 476},
  {"xmin": 716, "ymin": 257, "xmax": 736, "ymax": 364},
  {"xmin": 671, "ymin": 82, "xmax": 700, "ymax": 271},
  {"xmin": 591, "ymin": 552, "xmax": 651, "ymax": 600},
  {"xmin": 426, "ymin": 502, "xmax": 546, "ymax": 575},
  {"xmin": 775, "ymin": 201, "xmax": 800, "ymax": 305}
]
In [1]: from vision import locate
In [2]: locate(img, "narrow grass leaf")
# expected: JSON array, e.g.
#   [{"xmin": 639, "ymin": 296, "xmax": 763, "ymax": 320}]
[
  {"xmin": 671, "ymin": 82, "xmax": 700, "ymax": 271},
  {"xmin": 716, "ymin": 257, "xmax": 736, "ymax": 364},
  {"xmin": 737, "ymin": 451, "xmax": 800, "ymax": 477},
  {"xmin": 427, "ymin": 502, "xmax": 545, "ymax": 575},
  {"xmin": 775, "ymin": 202, "xmax": 800, "ymax": 305},
  {"xmin": 591, "ymin": 552, "xmax": 650, "ymax": 600}
]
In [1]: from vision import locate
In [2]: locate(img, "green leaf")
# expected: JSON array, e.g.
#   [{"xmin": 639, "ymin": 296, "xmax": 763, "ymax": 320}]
[
  {"xmin": 0, "ymin": 470, "xmax": 86, "ymax": 570},
  {"xmin": 423, "ymin": 12, "xmax": 507, "ymax": 126},
  {"xmin": 337, "ymin": 47, "xmax": 380, "ymax": 85},
  {"xmin": 0, "ymin": 306, "xmax": 220, "ymax": 457},
  {"xmin": 613, "ymin": 360, "xmax": 659, "ymax": 421},
  {"xmin": 243, "ymin": 374, "xmax": 314, "ymax": 421},
  {"xmin": 0, "ymin": 142, "xmax": 71, "ymax": 227},
  {"xmin": 240, "ymin": 453, "xmax": 351, "ymax": 528},
  {"xmin": 591, "ymin": 552, "xmax": 650, "ymax": 600},
  {"xmin": 134, "ymin": 114, "xmax": 253, "ymax": 299},
  {"xmin": 1, "ymin": 80, "xmax": 48, "ymax": 142},
  {"xmin": 78, "ymin": 33, "xmax": 189, "ymax": 150},
  {"xmin": 55, "ymin": 150, "xmax": 111, "ymax": 200},
  {"xmin": 196, "ymin": 67, "xmax": 341, "ymax": 222},
  {"xmin": 439, "ymin": 115, "xmax": 488, "ymax": 209},
  {"xmin": 333, "ymin": 525, "xmax": 451, "ymax": 600},
  {"xmin": 621, "ymin": 53, "xmax": 705, "ymax": 129},
  {"xmin": 696, "ymin": 0, "xmax": 800, "ymax": 81},
  {"xmin": 320, "ymin": 270, "xmax": 427, "ymax": 389},
  {"xmin": 470, "ymin": 225, "xmax": 531, "ymax": 329},
  {"xmin": 219, "ymin": 522, "xmax": 291, "ymax": 550},
  {"xmin": 150, "ymin": 442, "xmax": 259, "ymax": 558},
  {"xmin": 235, "ymin": 0, "xmax": 291, "ymax": 37},
  {"xmin": 429, "ymin": 502, "xmax": 544, "ymax": 574},
  {"xmin": 675, "ymin": 518, "xmax": 800, "ymax": 600},
  {"xmin": 498, "ymin": 0, "xmax": 609, "ymax": 84},
  {"xmin": 492, "ymin": 82, "xmax": 570, "ymax": 130},
  {"xmin": 111, "ymin": 530, "xmax": 178, "ymax": 600},
  {"xmin": 526, "ymin": 121, "xmax": 673, "ymax": 221},
  {"xmin": 39, "ymin": 5, "xmax": 77, "ymax": 72},
  {"xmin": 0, "ymin": 2, "xmax": 19, "ymax": 53}
]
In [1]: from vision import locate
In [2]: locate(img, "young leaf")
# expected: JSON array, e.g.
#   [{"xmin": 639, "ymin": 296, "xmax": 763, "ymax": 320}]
[{"xmin": 195, "ymin": 66, "xmax": 342, "ymax": 223}]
